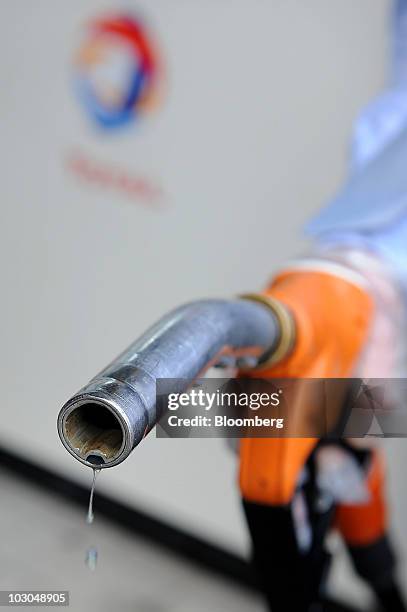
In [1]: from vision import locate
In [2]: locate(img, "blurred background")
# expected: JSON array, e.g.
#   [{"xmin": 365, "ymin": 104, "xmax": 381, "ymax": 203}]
[{"xmin": 1, "ymin": 1, "xmax": 406, "ymax": 610}]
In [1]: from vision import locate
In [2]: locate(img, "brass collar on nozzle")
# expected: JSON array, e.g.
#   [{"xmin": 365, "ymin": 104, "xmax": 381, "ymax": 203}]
[{"xmin": 239, "ymin": 293, "xmax": 296, "ymax": 370}]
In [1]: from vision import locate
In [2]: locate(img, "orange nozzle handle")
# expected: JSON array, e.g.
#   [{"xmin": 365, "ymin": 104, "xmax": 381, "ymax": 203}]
[{"xmin": 239, "ymin": 268, "xmax": 374, "ymax": 506}]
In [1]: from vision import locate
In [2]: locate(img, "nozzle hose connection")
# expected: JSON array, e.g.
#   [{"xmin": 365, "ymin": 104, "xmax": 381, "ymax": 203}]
[{"xmin": 58, "ymin": 297, "xmax": 293, "ymax": 468}]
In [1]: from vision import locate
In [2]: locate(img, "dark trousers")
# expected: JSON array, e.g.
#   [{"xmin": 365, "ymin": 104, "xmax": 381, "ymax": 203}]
[{"xmin": 242, "ymin": 500, "xmax": 332, "ymax": 612}]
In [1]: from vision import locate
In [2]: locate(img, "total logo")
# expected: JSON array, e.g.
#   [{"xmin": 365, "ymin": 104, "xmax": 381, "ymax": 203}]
[
  {"xmin": 75, "ymin": 13, "xmax": 162, "ymax": 129},
  {"xmin": 68, "ymin": 12, "xmax": 165, "ymax": 207}
]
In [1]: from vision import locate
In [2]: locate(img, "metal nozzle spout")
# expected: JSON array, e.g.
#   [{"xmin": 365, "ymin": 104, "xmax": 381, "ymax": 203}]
[
  {"xmin": 58, "ymin": 378, "xmax": 147, "ymax": 468},
  {"xmin": 61, "ymin": 400, "xmax": 125, "ymax": 466},
  {"xmin": 58, "ymin": 297, "xmax": 293, "ymax": 468}
]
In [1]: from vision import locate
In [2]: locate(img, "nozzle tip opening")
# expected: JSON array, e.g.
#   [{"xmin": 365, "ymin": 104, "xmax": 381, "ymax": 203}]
[{"xmin": 61, "ymin": 400, "xmax": 125, "ymax": 468}]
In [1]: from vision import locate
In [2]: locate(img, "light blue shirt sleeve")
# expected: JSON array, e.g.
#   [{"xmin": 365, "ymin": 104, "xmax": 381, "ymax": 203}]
[{"xmin": 306, "ymin": 0, "xmax": 407, "ymax": 292}]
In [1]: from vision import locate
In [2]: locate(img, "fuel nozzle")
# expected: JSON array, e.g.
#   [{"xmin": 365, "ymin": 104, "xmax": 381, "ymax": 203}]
[{"xmin": 57, "ymin": 296, "xmax": 295, "ymax": 468}]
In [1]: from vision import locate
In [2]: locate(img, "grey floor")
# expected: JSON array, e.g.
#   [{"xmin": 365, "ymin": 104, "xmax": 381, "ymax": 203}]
[{"xmin": 0, "ymin": 469, "xmax": 265, "ymax": 612}]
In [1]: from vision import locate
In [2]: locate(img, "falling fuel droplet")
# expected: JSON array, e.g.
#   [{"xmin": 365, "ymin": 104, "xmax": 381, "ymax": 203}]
[
  {"xmin": 86, "ymin": 467, "xmax": 100, "ymax": 525},
  {"xmin": 85, "ymin": 467, "xmax": 101, "ymax": 570},
  {"xmin": 85, "ymin": 547, "xmax": 98, "ymax": 571}
]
